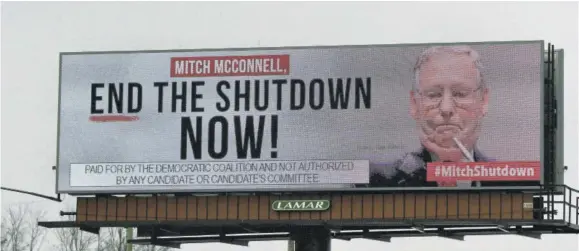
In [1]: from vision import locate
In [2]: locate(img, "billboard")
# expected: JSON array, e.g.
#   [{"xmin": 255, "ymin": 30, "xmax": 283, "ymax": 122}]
[{"xmin": 57, "ymin": 40, "xmax": 544, "ymax": 194}]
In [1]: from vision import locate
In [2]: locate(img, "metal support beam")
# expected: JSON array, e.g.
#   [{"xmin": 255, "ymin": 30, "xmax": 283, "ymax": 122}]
[
  {"xmin": 80, "ymin": 226, "xmax": 99, "ymax": 235},
  {"xmin": 147, "ymin": 227, "xmax": 181, "ymax": 248},
  {"xmin": 219, "ymin": 234, "xmax": 249, "ymax": 247},
  {"xmin": 517, "ymin": 231, "xmax": 542, "ymax": 240},
  {"xmin": 331, "ymin": 231, "xmax": 351, "ymax": 241},
  {"xmin": 438, "ymin": 228, "xmax": 464, "ymax": 241},
  {"xmin": 159, "ymin": 228, "xmax": 179, "ymax": 236},
  {"xmin": 439, "ymin": 235, "xmax": 464, "ymax": 241},
  {"xmin": 404, "ymin": 220, "xmax": 426, "ymax": 234},
  {"xmin": 149, "ymin": 241, "xmax": 181, "ymax": 249},
  {"xmin": 363, "ymin": 235, "xmax": 392, "ymax": 243},
  {"xmin": 438, "ymin": 233, "xmax": 465, "ymax": 241},
  {"xmin": 497, "ymin": 225, "xmax": 510, "ymax": 233},
  {"xmin": 362, "ymin": 230, "xmax": 391, "ymax": 243},
  {"xmin": 412, "ymin": 225, "xmax": 426, "ymax": 234},
  {"xmin": 333, "ymin": 236, "xmax": 352, "ymax": 241},
  {"xmin": 498, "ymin": 225, "xmax": 542, "ymax": 239},
  {"xmin": 1, "ymin": 186, "xmax": 62, "ymax": 202},
  {"xmin": 239, "ymin": 223, "xmax": 260, "ymax": 233},
  {"xmin": 322, "ymin": 223, "xmax": 341, "ymax": 231}
]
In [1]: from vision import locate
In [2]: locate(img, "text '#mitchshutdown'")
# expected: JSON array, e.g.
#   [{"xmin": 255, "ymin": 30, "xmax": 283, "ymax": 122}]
[{"xmin": 426, "ymin": 161, "xmax": 541, "ymax": 182}]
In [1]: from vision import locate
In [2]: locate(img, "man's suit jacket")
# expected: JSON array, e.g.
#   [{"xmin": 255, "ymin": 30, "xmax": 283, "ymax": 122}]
[{"xmin": 366, "ymin": 147, "xmax": 539, "ymax": 187}]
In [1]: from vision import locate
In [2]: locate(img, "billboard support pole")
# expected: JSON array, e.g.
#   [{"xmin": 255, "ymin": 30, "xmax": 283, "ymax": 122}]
[
  {"xmin": 126, "ymin": 227, "xmax": 133, "ymax": 251},
  {"xmin": 290, "ymin": 227, "xmax": 331, "ymax": 251},
  {"xmin": 288, "ymin": 239, "xmax": 295, "ymax": 251}
]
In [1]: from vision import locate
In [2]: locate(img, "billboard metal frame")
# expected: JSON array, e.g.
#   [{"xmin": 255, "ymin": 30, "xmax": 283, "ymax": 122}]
[
  {"xmin": 55, "ymin": 40, "xmax": 548, "ymax": 195},
  {"xmin": 551, "ymin": 49, "xmax": 565, "ymax": 187},
  {"xmin": 543, "ymin": 44, "xmax": 559, "ymax": 188},
  {"xmin": 38, "ymin": 184, "xmax": 579, "ymax": 248}
]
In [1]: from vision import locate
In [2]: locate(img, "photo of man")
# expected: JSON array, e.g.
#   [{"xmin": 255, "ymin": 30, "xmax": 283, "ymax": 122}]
[{"xmin": 368, "ymin": 45, "xmax": 540, "ymax": 188}]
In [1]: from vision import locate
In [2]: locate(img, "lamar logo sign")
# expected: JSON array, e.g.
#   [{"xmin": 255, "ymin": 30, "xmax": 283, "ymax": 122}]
[{"xmin": 271, "ymin": 200, "xmax": 331, "ymax": 211}]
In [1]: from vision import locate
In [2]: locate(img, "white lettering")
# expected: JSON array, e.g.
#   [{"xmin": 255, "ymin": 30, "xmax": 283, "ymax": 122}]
[
  {"xmin": 175, "ymin": 61, "xmax": 186, "ymax": 74},
  {"xmin": 434, "ymin": 164, "xmax": 537, "ymax": 178},
  {"xmin": 315, "ymin": 201, "xmax": 324, "ymax": 209},
  {"xmin": 213, "ymin": 58, "xmax": 283, "ymax": 74}
]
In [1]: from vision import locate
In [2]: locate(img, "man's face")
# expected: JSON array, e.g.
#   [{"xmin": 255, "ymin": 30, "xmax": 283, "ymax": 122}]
[{"xmin": 410, "ymin": 53, "xmax": 489, "ymax": 155}]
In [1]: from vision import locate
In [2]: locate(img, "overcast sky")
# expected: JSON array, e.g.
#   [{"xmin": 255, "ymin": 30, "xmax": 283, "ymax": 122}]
[{"xmin": 1, "ymin": 1, "xmax": 578, "ymax": 251}]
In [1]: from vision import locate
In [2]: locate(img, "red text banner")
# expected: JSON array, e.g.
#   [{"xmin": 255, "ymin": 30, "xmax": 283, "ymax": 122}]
[{"xmin": 170, "ymin": 55, "xmax": 290, "ymax": 77}]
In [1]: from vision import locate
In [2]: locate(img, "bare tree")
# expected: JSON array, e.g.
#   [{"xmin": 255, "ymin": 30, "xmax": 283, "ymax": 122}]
[
  {"xmin": 46, "ymin": 211, "xmax": 171, "ymax": 251},
  {"xmin": 133, "ymin": 245, "xmax": 171, "ymax": 251},
  {"xmin": 52, "ymin": 215, "xmax": 98, "ymax": 251},
  {"xmin": 1, "ymin": 204, "xmax": 48, "ymax": 251},
  {"xmin": 133, "ymin": 243, "xmax": 171, "ymax": 251},
  {"xmin": 2, "ymin": 213, "xmax": 12, "ymax": 250},
  {"xmin": 98, "ymin": 228, "xmax": 126, "ymax": 251},
  {"xmin": 26, "ymin": 207, "xmax": 47, "ymax": 251},
  {"xmin": 97, "ymin": 228, "xmax": 171, "ymax": 251}
]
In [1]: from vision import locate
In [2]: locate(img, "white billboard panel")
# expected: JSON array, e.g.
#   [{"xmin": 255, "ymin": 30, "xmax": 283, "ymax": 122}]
[{"xmin": 57, "ymin": 41, "xmax": 544, "ymax": 194}]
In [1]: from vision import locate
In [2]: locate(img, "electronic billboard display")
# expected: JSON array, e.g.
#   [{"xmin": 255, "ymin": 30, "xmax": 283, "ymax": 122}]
[{"xmin": 56, "ymin": 40, "xmax": 544, "ymax": 194}]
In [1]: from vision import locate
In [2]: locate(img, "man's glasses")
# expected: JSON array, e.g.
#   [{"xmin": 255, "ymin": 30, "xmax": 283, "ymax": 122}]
[{"xmin": 415, "ymin": 86, "xmax": 483, "ymax": 108}]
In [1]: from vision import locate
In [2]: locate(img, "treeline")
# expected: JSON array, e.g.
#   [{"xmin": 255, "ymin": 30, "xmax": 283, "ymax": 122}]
[{"xmin": 1, "ymin": 204, "xmax": 171, "ymax": 251}]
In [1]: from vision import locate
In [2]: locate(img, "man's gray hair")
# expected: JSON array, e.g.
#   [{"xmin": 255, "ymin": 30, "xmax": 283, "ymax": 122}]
[{"xmin": 412, "ymin": 45, "xmax": 486, "ymax": 90}]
